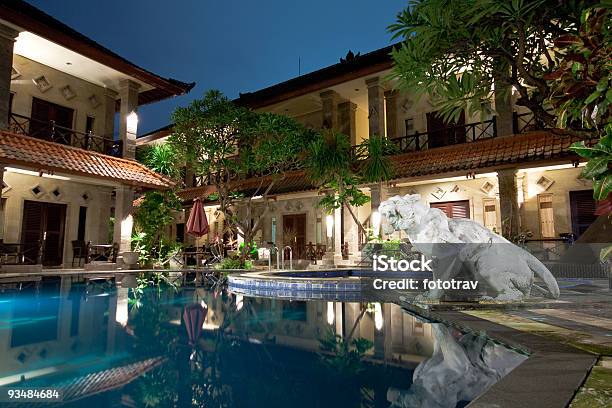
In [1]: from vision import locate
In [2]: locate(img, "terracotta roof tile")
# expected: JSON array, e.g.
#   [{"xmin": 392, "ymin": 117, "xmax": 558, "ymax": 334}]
[
  {"xmin": 0, "ymin": 131, "xmax": 174, "ymax": 189},
  {"xmin": 177, "ymin": 130, "xmax": 589, "ymax": 201}
]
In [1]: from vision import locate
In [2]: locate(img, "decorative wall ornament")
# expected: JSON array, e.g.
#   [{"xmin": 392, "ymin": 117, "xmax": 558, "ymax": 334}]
[
  {"xmin": 88, "ymin": 95, "xmax": 101, "ymax": 109},
  {"xmin": 31, "ymin": 185, "xmax": 45, "ymax": 198},
  {"xmin": 400, "ymin": 97, "xmax": 413, "ymax": 113},
  {"xmin": 32, "ymin": 75, "xmax": 52, "ymax": 93},
  {"xmin": 430, "ymin": 187, "xmax": 446, "ymax": 200},
  {"xmin": 51, "ymin": 187, "xmax": 63, "ymax": 200},
  {"xmin": 535, "ymin": 175, "xmax": 554, "ymax": 191},
  {"xmin": 81, "ymin": 191, "xmax": 92, "ymax": 204},
  {"xmin": 284, "ymin": 201, "xmax": 294, "ymax": 211},
  {"xmin": 2, "ymin": 180, "xmax": 11, "ymax": 194},
  {"xmin": 11, "ymin": 66, "xmax": 21, "ymax": 80},
  {"xmin": 451, "ymin": 184, "xmax": 461, "ymax": 193},
  {"xmin": 295, "ymin": 201, "xmax": 304, "ymax": 210},
  {"xmin": 60, "ymin": 85, "xmax": 76, "ymax": 101},
  {"xmin": 480, "ymin": 181, "xmax": 496, "ymax": 195}
]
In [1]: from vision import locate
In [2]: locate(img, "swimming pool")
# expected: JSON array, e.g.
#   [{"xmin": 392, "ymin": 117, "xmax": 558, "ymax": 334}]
[{"xmin": 0, "ymin": 274, "xmax": 526, "ymax": 407}]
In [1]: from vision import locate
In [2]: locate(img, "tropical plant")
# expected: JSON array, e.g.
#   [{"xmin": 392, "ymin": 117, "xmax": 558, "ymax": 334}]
[
  {"xmin": 389, "ymin": 0, "xmax": 593, "ymax": 126},
  {"xmin": 170, "ymin": 90, "xmax": 312, "ymax": 266},
  {"xmin": 306, "ymin": 131, "xmax": 397, "ymax": 236},
  {"xmin": 140, "ymin": 143, "xmax": 183, "ymax": 181},
  {"xmin": 318, "ymin": 327, "xmax": 373, "ymax": 375}
]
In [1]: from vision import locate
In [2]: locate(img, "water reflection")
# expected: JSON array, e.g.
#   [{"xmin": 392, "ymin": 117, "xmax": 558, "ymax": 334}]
[{"xmin": 0, "ymin": 276, "xmax": 525, "ymax": 407}]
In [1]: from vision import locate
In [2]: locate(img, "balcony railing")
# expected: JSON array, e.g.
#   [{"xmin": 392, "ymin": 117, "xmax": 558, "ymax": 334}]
[{"xmin": 8, "ymin": 113, "xmax": 123, "ymax": 157}]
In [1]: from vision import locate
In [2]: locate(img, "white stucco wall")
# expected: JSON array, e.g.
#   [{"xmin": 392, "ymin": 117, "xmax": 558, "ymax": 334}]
[{"xmin": 10, "ymin": 55, "xmax": 114, "ymax": 137}]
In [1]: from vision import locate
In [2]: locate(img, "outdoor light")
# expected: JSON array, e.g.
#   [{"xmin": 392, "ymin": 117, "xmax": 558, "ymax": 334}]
[
  {"xmin": 371, "ymin": 211, "xmax": 382, "ymax": 237},
  {"xmin": 327, "ymin": 302, "xmax": 335, "ymax": 325},
  {"xmin": 126, "ymin": 111, "xmax": 138, "ymax": 134},
  {"xmin": 374, "ymin": 303, "xmax": 383, "ymax": 331},
  {"xmin": 326, "ymin": 214, "xmax": 334, "ymax": 238}
]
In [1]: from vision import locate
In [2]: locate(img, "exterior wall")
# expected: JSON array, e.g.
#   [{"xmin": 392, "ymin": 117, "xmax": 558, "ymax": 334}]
[
  {"xmin": 2, "ymin": 171, "xmax": 113, "ymax": 266},
  {"xmin": 519, "ymin": 166, "xmax": 592, "ymax": 239},
  {"xmin": 10, "ymin": 55, "xmax": 114, "ymax": 137},
  {"xmin": 396, "ymin": 176, "xmax": 502, "ymax": 234}
]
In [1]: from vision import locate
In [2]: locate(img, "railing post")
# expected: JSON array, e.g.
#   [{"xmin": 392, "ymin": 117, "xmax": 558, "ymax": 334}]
[
  {"xmin": 492, "ymin": 116, "xmax": 498, "ymax": 138},
  {"xmin": 415, "ymin": 131, "xmax": 420, "ymax": 151},
  {"xmin": 512, "ymin": 112, "xmax": 518, "ymax": 134}
]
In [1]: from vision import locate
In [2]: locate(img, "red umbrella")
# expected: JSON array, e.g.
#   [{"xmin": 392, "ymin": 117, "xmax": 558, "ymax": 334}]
[
  {"xmin": 186, "ymin": 198, "xmax": 209, "ymax": 237},
  {"xmin": 183, "ymin": 303, "xmax": 208, "ymax": 347}
]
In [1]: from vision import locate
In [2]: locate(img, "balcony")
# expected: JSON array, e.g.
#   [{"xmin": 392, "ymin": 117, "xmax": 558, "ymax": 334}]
[{"xmin": 8, "ymin": 113, "xmax": 123, "ymax": 157}]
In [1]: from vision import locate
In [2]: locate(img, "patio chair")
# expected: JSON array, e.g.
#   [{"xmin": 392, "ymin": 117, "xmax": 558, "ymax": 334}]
[{"xmin": 71, "ymin": 240, "xmax": 87, "ymax": 267}]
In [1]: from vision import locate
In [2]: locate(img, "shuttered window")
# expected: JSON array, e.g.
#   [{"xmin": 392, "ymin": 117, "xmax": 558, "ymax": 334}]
[
  {"xmin": 569, "ymin": 190, "xmax": 597, "ymax": 237},
  {"xmin": 430, "ymin": 200, "xmax": 470, "ymax": 219}
]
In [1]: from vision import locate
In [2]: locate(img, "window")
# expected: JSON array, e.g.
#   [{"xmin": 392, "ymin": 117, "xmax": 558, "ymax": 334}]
[
  {"xmin": 569, "ymin": 190, "xmax": 597, "ymax": 237},
  {"xmin": 77, "ymin": 206, "xmax": 87, "ymax": 241},
  {"xmin": 430, "ymin": 200, "xmax": 470, "ymax": 219}
]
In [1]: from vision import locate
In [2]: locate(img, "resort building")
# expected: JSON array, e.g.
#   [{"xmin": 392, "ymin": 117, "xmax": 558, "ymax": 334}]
[
  {"xmin": 0, "ymin": 0, "xmax": 192, "ymax": 269},
  {"xmin": 139, "ymin": 46, "xmax": 598, "ymax": 265}
]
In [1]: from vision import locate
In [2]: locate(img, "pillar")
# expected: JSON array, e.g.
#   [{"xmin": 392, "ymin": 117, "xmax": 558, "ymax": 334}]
[
  {"xmin": 113, "ymin": 185, "xmax": 134, "ymax": 254},
  {"xmin": 494, "ymin": 76, "xmax": 514, "ymax": 136},
  {"xmin": 0, "ymin": 23, "xmax": 18, "ymax": 130},
  {"xmin": 343, "ymin": 203, "xmax": 359, "ymax": 256},
  {"xmin": 497, "ymin": 168, "xmax": 519, "ymax": 238},
  {"xmin": 103, "ymin": 88, "xmax": 118, "ymax": 139},
  {"xmin": 320, "ymin": 90, "xmax": 340, "ymax": 130},
  {"xmin": 366, "ymin": 77, "xmax": 385, "ymax": 137},
  {"xmin": 384, "ymin": 90, "xmax": 400, "ymax": 138},
  {"xmin": 333, "ymin": 206, "xmax": 343, "ymax": 261},
  {"xmin": 0, "ymin": 164, "xmax": 4, "ymax": 240},
  {"xmin": 119, "ymin": 79, "xmax": 140, "ymax": 159},
  {"xmin": 338, "ymin": 101, "xmax": 357, "ymax": 144}
]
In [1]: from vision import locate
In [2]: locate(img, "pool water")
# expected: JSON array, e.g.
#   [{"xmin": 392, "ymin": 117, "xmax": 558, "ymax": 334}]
[{"xmin": 0, "ymin": 275, "xmax": 526, "ymax": 407}]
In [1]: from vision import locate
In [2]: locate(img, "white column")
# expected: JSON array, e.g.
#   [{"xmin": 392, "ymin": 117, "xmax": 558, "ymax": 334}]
[
  {"xmin": 0, "ymin": 23, "xmax": 18, "ymax": 130},
  {"xmin": 333, "ymin": 206, "xmax": 343, "ymax": 262},
  {"xmin": 118, "ymin": 79, "xmax": 140, "ymax": 159},
  {"xmin": 113, "ymin": 185, "xmax": 134, "ymax": 254},
  {"xmin": 103, "ymin": 88, "xmax": 118, "ymax": 139}
]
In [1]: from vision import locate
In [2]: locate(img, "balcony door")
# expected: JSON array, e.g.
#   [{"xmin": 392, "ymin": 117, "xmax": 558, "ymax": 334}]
[
  {"xmin": 426, "ymin": 110, "xmax": 466, "ymax": 148},
  {"xmin": 21, "ymin": 200, "xmax": 67, "ymax": 266},
  {"xmin": 30, "ymin": 97, "xmax": 74, "ymax": 144}
]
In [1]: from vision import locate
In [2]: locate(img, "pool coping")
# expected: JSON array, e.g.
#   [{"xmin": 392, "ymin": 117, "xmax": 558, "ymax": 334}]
[{"xmin": 400, "ymin": 301, "xmax": 598, "ymax": 408}]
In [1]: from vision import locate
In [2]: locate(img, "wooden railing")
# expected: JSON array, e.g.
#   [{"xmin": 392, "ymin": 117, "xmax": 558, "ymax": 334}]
[{"xmin": 8, "ymin": 113, "xmax": 123, "ymax": 157}]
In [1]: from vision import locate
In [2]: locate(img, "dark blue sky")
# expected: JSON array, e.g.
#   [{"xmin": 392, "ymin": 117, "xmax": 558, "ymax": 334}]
[{"xmin": 29, "ymin": 0, "xmax": 405, "ymax": 134}]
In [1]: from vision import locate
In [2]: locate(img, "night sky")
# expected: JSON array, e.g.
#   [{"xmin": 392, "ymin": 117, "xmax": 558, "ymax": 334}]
[{"xmin": 28, "ymin": 0, "xmax": 405, "ymax": 134}]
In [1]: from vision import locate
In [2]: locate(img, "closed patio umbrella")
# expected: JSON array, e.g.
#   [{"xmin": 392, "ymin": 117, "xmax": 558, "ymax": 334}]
[
  {"xmin": 183, "ymin": 302, "xmax": 208, "ymax": 347},
  {"xmin": 186, "ymin": 198, "xmax": 209, "ymax": 237}
]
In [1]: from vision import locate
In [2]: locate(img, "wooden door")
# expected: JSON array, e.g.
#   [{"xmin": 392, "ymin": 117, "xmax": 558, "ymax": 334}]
[
  {"xmin": 426, "ymin": 110, "xmax": 466, "ymax": 148},
  {"xmin": 483, "ymin": 198, "xmax": 498, "ymax": 231},
  {"xmin": 538, "ymin": 194, "xmax": 556, "ymax": 238},
  {"xmin": 430, "ymin": 200, "xmax": 470, "ymax": 219},
  {"xmin": 21, "ymin": 201, "xmax": 67, "ymax": 266},
  {"xmin": 30, "ymin": 97, "xmax": 74, "ymax": 143},
  {"xmin": 569, "ymin": 190, "xmax": 597, "ymax": 237},
  {"xmin": 283, "ymin": 214, "xmax": 306, "ymax": 259}
]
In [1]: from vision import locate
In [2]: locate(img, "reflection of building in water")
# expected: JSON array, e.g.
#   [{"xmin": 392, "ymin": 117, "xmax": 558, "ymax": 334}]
[
  {"xmin": 0, "ymin": 277, "xmax": 120, "ymax": 386},
  {"xmin": 178, "ymin": 289, "xmax": 435, "ymax": 366}
]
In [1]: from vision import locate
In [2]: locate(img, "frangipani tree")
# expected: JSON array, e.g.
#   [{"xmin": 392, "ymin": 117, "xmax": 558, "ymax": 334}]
[
  {"xmin": 389, "ymin": 0, "xmax": 592, "ymax": 126},
  {"xmin": 169, "ymin": 90, "xmax": 312, "ymax": 265}
]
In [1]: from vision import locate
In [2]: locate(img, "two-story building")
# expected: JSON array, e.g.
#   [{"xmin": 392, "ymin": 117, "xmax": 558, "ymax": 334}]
[
  {"xmin": 0, "ymin": 0, "xmax": 193, "ymax": 269},
  {"xmin": 139, "ymin": 46, "xmax": 599, "ymax": 265}
]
